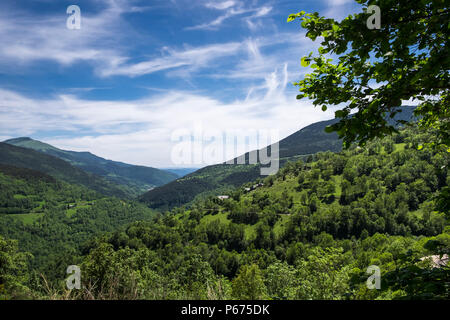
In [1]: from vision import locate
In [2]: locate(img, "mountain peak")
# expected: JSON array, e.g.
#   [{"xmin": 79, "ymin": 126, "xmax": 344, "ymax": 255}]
[
  {"xmin": 4, "ymin": 137, "xmax": 33, "ymax": 143},
  {"xmin": 4, "ymin": 137, "xmax": 60, "ymax": 152},
  {"xmin": 3, "ymin": 136, "xmax": 178, "ymax": 194}
]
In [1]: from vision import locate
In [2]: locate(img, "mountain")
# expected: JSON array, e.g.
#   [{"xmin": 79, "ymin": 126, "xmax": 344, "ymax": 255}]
[
  {"xmin": 0, "ymin": 163, "xmax": 89, "ymax": 215},
  {"xmin": 0, "ymin": 142, "xmax": 130, "ymax": 198},
  {"xmin": 48, "ymin": 125, "xmax": 446, "ymax": 300},
  {"xmin": 163, "ymin": 167, "xmax": 200, "ymax": 178},
  {"xmin": 4, "ymin": 137, "xmax": 178, "ymax": 196},
  {"xmin": 140, "ymin": 164, "xmax": 262, "ymax": 210},
  {"xmin": 138, "ymin": 118, "xmax": 339, "ymax": 210},
  {"xmin": 0, "ymin": 161, "xmax": 157, "ymax": 272},
  {"xmin": 140, "ymin": 106, "xmax": 416, "ymax": 210}
]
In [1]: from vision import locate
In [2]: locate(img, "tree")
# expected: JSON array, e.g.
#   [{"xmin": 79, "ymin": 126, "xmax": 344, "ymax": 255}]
[
  {"xmin": 295, "ymin": 247, "xmax": 351, "ymax": 299},
  {"xmin": 288, "ymin": 3, "xmax": 450, "ymax": 298},
  {"xmin": 264, "ymin": 261, "xmax": 298, "ymax": 299},
  {"xmin": 232, "ymin": 264, "xmax": 267, "ymax": 300},
  {"xmin": 0, "ymin": 235, "xmax": 32, "ymax": 299},
  {"xmin": 289, "ymin": 0, "xmax": 449, "ymax": 149}
]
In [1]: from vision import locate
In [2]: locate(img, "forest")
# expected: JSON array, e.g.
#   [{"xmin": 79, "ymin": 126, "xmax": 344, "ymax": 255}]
[
  {"xmin": 0, "ymin": 0, "xmax": 448, "ymax": 302},
  {"xmin": 1, "ymin": 126, "xmax": 448, "ymax": 300}
]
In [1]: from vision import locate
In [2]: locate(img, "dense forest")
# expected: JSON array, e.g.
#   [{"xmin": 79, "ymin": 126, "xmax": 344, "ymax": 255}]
[
  {"xmin": 1, "ymin": 126, "xmax": 448, "ymax": 300},
  {"xmin": 0, "ymin": 165, "xmax": 156, "ymax": 298},
  {"xmin": 0, "ymin": 142, "xmax": 132, "ymax": 198},
  {"xmin": 0, "ymin": 0, "xmax": 448, "ymax": 301},
  {"xmin": 4, "ymin": 137, "xmax": 179, "ymax": 195}
]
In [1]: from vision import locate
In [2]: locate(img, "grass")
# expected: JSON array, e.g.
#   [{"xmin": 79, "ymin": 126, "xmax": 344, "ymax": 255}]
[
  {"xmin": 9, "ymin": 212, "xmax": 42, "ymax": 225},
  {"xmin": 198, "ymin": 211, "xmax": 259, "ymax": 241},
  {"xmin": 66, "ymin": 201, "xmax": 94, "ymax": 217},
  {"xmin": 200, "ymin": 211, "xmax": 229, "ymax": 225}
]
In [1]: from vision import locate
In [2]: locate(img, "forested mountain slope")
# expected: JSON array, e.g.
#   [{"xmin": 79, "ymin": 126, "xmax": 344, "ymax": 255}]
[
  {"xmin": 4, "ymin": 137, "xmax": 178, "ymax": 195},
  {"xmin": 2, "ymin": 125, "xmax": 447, "ymax": 300},
  {"xmin": 140, "ymin": 107, "xmax": 416, "ymax": 210},
  {"xmin": 66, "ymin": 126, "xmax": 450, "ymax": 299},
  {"xmin": 0, "ymin": 142, "xmax": 131, "ymax": 198},
  {"xmin": 0, "ymin": 163, "xmax": 157, "ymax": 277},
  {"xmin": 0, "ymin": 164, "xmax": 97, "ymax": 216}
]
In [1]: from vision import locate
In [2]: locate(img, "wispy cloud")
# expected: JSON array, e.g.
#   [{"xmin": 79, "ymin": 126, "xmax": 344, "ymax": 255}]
[
  {"xmin": 204, "ymin": 0, "xmax": 237, "ymax": 10},
  {"xmin": 101, "ymin": 29, "xmax": 315, "ymax": 81},
  {"xmin": 245, "ymin": 6, "xmax": 273, "ymax": 30},
  {"xmin": 186, "ymin": 1, "xmax": 271, "ymax": 31},
  {"xmin": 0, "ymin": 68, "xmax": 335, "ymax": 167},
  {"xmin": 323, "ymin": 0, "xmax": 361, "ymax": 20},
  {"xmin": 185, "ymin": 8, "xmax": 252, "ymax": 30},
  {"xmin": 207, "ymin": 32, "xmax": 316, "ymax": 84},
  {"xmin": 0, "ymin": 0, "xmax": 137, "ymax": 72},
  {"xmin": 100, "ymin": 41, "xmax": 243, "ymax": 77}
]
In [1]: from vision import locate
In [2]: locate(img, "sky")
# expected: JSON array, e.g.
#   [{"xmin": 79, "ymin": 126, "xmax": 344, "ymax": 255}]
[{"xmin": 0, "ymin": 0, "xmax": 363, "ymax": 168}]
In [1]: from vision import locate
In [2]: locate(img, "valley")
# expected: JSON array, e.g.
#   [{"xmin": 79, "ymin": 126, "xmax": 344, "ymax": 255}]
[{"xmin": 0, "ymin": 124, "xmax": 448, "ymax": 300}]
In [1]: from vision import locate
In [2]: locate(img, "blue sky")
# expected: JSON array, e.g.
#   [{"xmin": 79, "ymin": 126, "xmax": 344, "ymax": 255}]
[{"xmin": 0, "ymin": 0, "xmax": 362, "ymax": 167}]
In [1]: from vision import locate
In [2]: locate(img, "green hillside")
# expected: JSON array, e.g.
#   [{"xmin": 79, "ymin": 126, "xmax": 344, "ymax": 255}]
[
  {"xmin": 0, "ymin": 163, "xmax": 157, "ymax": 275},
  {"xmin": 0, "ymin": 142, "xmax": 131, "ymax": 198},
  {"xmin": 0, "ymin": 125, "xmax": 448, "ymax": 300},
  {"xmin": 4, "ymin": 137, "xmax": 178, "ymax": 195},
  {"xmin": 22, "ymin": 125, "xmax": 446, "ymax": 300},
  {"xmin": 140, "ymin": 107, "xmax": 416, "ymax": 210},
  {"xmin": 139, "ymin": 164, "xmax": 262, "ymax": 210},
  {"xmin": 0, "ymin": 164, "xmax": 96, "ymax": 215}
]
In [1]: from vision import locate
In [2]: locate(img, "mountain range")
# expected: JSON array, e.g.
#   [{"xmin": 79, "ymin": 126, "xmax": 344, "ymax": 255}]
[
  {"xmin": 3, "ymin": 137, "xmax": 178, "ymax": 196},
  {"xmin": 0, "ymin": 106, "xmax": 416, "ymax": 205},
  {"xmin": 139, "ymin": 106, "xmax": 416, "ymax": 210},
  {"xmin": 0, "ymin": 142, "xmax": 133, "ymax": 197}
]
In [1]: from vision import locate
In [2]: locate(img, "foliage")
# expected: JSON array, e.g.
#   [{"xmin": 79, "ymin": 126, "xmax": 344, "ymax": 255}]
[
  {"xmin": 289, "ymin": 0, "xmax": 449, "ymax": 149},
  {"xmin": 4, "ymin": 137, "xmax": 178, "ymax": 195},
  {"xmin": 0, "ymin": 142, "xmax": 130, "ymax": 198},
  {"xmin": 232, "ymin": 264, "xmax": 267, "ymax": 300},
  {"xmin": 0, "ymin": 126, "xmax": 448, "ymax": 300},
  {"xmin": 0, "ymin": 235, "xmax": 32, "ymax": 299}
]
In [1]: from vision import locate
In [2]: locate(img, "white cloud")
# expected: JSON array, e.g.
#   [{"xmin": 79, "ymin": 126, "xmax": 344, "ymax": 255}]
[
  {"xmin": 0, "ymin": 0, "xmax": 137, "ymax": 73},
  {"xmin": 208, "ymin": 32, "xmax": 317, "ymax": 84},
  {"xmin": 0, "ymin": 68, "xmax": 335, "ymax": 167},
  {"xmin": 186, "ymin": 1, "xmax": 271, "ymax": 31},
  {"xmin": 185, "ymin": 7, "xmax": 253, "ymax": 30},
  {"xmin": 100, "ymin": 29, "xmax": 313, "ymax": 79},
  {"xmin": 323, "ymin": 0, "xmax": 362, "ymax": 20},
  {"xmin": 326, "ymin": 0, "xmax": 354, "ymax": 5},
  {"xmin": 205, "ymin": 1, "xmax": 236, "ymax": 10},
  {"xmin": 244, "ymin": 6, "xmax": 272, "ymax": 31},
  {"xmin": 100, "ymin": 42, "xmax": 243, "ymax": 77}
]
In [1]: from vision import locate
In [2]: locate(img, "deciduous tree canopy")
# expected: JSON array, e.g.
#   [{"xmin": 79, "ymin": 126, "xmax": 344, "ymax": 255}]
[{"xmin": 289, "ymin": 0, "xmax": 449, "ymax": 149}]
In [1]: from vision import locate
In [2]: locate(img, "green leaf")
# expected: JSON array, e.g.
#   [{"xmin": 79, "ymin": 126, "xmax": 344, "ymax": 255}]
[
  {"xmin": 287, "ymin": 15, "xmax": 296, "ymax": 22},
  {"xmin": 335, "ymin": 110, "xmax": 345, "ymax": 118},
  {"xmin": 301, "ymin": 57, "xmax": 311, "ymax": 67}
]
